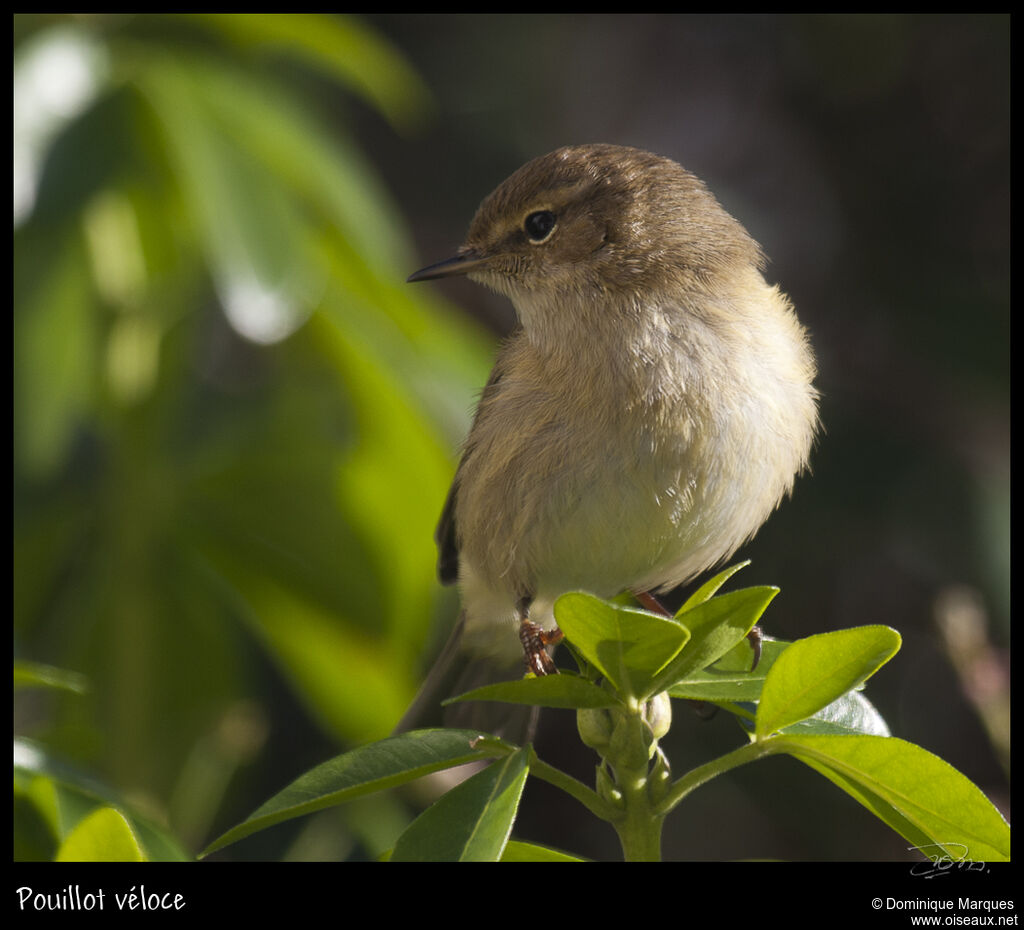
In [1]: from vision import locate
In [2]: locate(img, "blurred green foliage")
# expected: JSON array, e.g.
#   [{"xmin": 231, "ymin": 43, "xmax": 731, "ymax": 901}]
[
  {"xmin": 13, "ymin": 13, "xmax": 1009, "ymax": 866},
  {"xmin": 14, "ymin": 13, "xmax": 493, "ymax": 858}
]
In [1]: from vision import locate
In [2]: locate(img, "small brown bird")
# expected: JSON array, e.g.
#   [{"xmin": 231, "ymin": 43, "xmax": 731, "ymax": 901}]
[{"xmin": 403, "ymin": 144, "xmax": 817, "ymax": 731}]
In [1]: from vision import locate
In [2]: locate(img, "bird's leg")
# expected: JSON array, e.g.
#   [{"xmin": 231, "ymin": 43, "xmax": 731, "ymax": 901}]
[
  {"xmin": 746, "ymin": 625, "xmax": 763, "ymax": 671},
  {"xmin": 517, "ymin": 595, "xmax": 561, "ymax": 677},
  {"xmin": 635, "ymin": 590, "xmax": 672, "ymax": 616}
]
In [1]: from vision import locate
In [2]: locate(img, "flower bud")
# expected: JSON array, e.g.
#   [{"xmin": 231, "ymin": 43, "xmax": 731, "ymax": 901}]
[
  {"xmin": 577, "ymin": 707, "xmax": 614, "ymax": 751},
  {"xmin": 596, "ymin": 764, "xmax": 624, "ymax": 809},
  {"xmin": 645, "ymin": 692, "xmax": 672, "ymax": 741},
  {"xmin": 647, "ymin": 747, "xmax": 672, "ymax": 805}
]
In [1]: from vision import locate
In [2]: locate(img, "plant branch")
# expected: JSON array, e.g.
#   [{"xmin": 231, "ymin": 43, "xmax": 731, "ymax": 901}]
[
  {"xmin": 527, "ymin": 748, "xmax": 621, "ymax": 822},
  {"xmin": 655, "ymin": 738, "xmax": 778, "ymax": 817}
]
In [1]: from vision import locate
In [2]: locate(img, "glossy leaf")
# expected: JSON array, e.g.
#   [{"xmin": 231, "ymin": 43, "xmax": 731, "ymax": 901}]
[
  {"xmin": 391, "ymin": 746, "xmax": 529, "ymax": 861},
  {"xmin": 668, "ymin": 637, "xmax": 789, "ymax": 703},
  {"xmin": 13, "ymin": 660, "xmax": 88, "ymax": 694},
  {"xmin": 555, "ymin": 592, "xmax": 690, "ymax": 701},
  {"xmin": 677, "ymin": 560, "xmax": 751, "ymax": 612},
  {"xmin": 139, "ymin": 54, "xmax": 320, "ymax": 345},
  {"xmin": 188, "ymin": 13, "xmax": 432, "ymax": 133},
  {"xmin": 203, "ymin": 729, "xmax": 510, "ymax": 856},
  {"xmin": 501, "ymin": 840, "xmax": 585, "ymax": 862},
  {"xmin": 781, "ymin": 689, "xmax": 891, "ymax": 738},
  {"xmin": 55, "ymin": 806, "xmax": 146, "ymax": 862},
  {"xmin": 653, "ymin": 585, "xmax": 778, "ymax": 693},
  {"xmin": 756, "ymin": 626, "xmax": 901, "ymax": 739},
  {"xmin": 15, "ymin": 739, "xmax": 191, "ymax": 861},
  {"xmin": 728, "ymin": 688, "xmax": 893, "ymax": 738},
  {"xmin": 776, "ymin": 734, "xmax": 1010, "ymax": 862}
]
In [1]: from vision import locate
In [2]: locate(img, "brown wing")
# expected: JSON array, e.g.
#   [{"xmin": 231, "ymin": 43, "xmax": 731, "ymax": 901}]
[
  {"xmin": 434, "ymin": 479, "xmax": 461, "ymax": 586},
  {"xmin": 434, "ymin": 352, "xmax": 509, "ymax": 586}
]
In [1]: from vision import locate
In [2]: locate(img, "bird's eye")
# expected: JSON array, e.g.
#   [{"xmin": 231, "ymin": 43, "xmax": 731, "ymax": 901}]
[{"xmin": 523, "ymin": 210, "xmax": 557, "ymax": 242}]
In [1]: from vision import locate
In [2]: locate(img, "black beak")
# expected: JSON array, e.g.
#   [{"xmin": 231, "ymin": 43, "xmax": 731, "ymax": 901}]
[{"xmin": 407, "ymin": 250, "xmax": 489, "ymax": 283}]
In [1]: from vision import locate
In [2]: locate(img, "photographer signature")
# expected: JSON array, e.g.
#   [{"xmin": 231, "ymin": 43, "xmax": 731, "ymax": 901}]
[{"xmin": 909, "ymin": 844, "xmax": 988, "ymax": 878}]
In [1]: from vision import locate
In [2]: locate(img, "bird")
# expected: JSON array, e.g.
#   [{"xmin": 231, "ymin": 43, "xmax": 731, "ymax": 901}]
[{"xmin": 401, "ymin": 143, "xmax": 818, "ymax": 735}]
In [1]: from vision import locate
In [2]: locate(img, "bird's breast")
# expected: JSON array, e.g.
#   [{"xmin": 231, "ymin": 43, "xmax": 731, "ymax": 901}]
[{"xmin": 454, "ymin": 285, "xmax": 816, "ymax": 604}]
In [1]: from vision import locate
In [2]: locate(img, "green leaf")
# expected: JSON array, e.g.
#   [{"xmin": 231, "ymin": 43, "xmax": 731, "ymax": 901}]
[
  {"xmin": 188, "ymin": 13, "xmax": 432, "ymax": 133},
  {"xmin": 555, "ymin": 592, "xmax": 690, "ymax": 701},
  {"xmin": 202, "ymin": 729, "xmax": 510, "ymax": 856},
  {"xmin": 143, "ymin": 46, "xmax": 419, "ymax": 278},
  {"xmin": 653, "ymin": 586, "xmax": 778, "ymax": 693},
  {"xmin": 775, "ymin": 734, "xmax": 1010, "ymax": 862},
  {"xmin": 140, "ymin": 54, "xmax": 320, "ymax": 344},
  {"xmin": 678, "ymin": 560, "xmax": 751, "ymax": 611},
  {"xmin": 446, "ymin": 673, "xmax": 620, "ymax": 711},
  {"xmin": 14, "ymin": 740, "xmax": 191, "ymax": 861},
  {"xmin": 722, "ymin": 689, "xmax": 892, "ymax": 739},
  {"xmin": 13, "ymin": 228, "xmax": 97, "ymax": 478},
  {"xmin": 781, "ymin": 689, "xmax": 891, "ymax": 738},
  {"xmin": 755, "ymin": 626, "xmax": 901, "ymax": 739},
  {"xmin": 54, "ymin": 807, "xmax": 146, "ymax": 862},
  {"xmin": 501, "ymin": 840, "xmax": 585, "ymax": 862},
  {"xmin": 390, "ymin": 746, "xmax": 530, "ymax": 861},
  {"xmin": 668, "ymin": 637, "xmax": 789, "ymax": 703},
  {"xmin": 14, "ymin": 660, "xmax": 88, "ymax": 694}
]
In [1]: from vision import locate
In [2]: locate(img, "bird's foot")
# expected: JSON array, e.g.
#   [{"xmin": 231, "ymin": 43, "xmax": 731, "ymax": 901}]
[
  {"xmin": 519, "ymin": 618, "xmax": 561, "ymax": 676},
  {"xmin": 747, "ymin": 625, "xmax": 763, "ymax": 671}
]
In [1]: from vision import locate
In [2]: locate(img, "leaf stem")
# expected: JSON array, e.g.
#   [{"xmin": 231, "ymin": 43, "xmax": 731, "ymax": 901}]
[
  {"xmin": 612, "ymin": 773, "xmax": 665, "ymax": 861},
  {"xmin": 526, "ymin": 749, "xmax": 620, "ymax": 822},
  {"xmin": 655, "ymin": 738, "xmax": 776, "ymax": 817}
]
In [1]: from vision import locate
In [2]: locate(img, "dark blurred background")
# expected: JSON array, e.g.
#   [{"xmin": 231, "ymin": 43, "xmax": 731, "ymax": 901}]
[{"xmin": 14, "ymin": 14, "xmax": 1009, "ymax": 863}]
